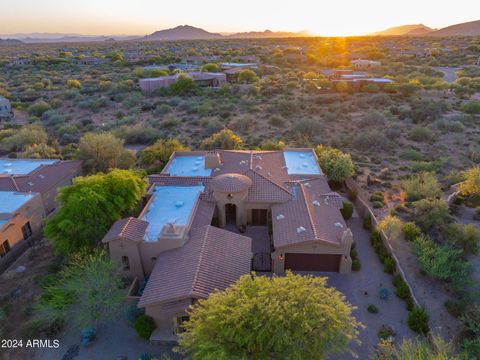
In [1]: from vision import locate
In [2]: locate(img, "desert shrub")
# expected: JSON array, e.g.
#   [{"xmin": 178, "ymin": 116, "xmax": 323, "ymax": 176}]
[
  {"xmin": 126, "ymin": 303, "xmax": 145, "ymax": 326},
  {"xmin": 378, "ymin": 215, "xmax": 403, "ymax": 240},
  {"xmin": 363, "ymin": 214, "xmax": 372, "ymax": 230},
  {"xmin": 67, "ymin": 79, "xmax": 81, "ymax": 89},
  {"xmin": 408, "ymin": 307, "xmax": 429, "ymax": 334},
  {"xmin": 459, "ymin": 167, "xmax": 480, "ymax": 197},
  {"xmin": 412, "ymin": 198, "xmax": 451, "ymax": 233},
  {"xmin": 27, "ymin": 100, "xmax": 51, "ymax": 117},
  {"xmin": 351, "ymin": 259, "xmax": 361, "ymax": 271},
  {"xmin": 434, "ymin": 118, "xmax": 464, "ymax": 133},
  {"xmin": 370, "ymin": 192, "xmax": 385, "ymax": 204},
  {"xmin": 352, "ymin": 129, "xmax": 393, "ymax": 152},
  {"xmin": 412, "ymin": 236, "xmax": 470, "ymax": 290},
  {"xmin": 359, "ymin": 110, "xmax": 386, "ymax": 127},
  {"xmin": 340, "ymin": 201, "xmax": 353, "ymax": 220},
  {"xmin": 383, "ymin": 257, "xmax": 396, "ymax": 274},
  {"xmin": 411, "ymin": 161, "xmax": 441, "ymax": 173},
  {"xmin": 402, "ymin": 222, "xmax": 422, "ymax": 242},
  {"xmin": 395, "ymin": 280, "xmax": 410, "ymax": 300},
  {"xmin": 367, "ymin": 304, "xmax": 379, "ymax": 314},
  {"xmin": 446, "ymin": 223, "xmax": 480, "ymax": 255},
  {"xmin": 444, "ymin": 300, "xmax": 465, "ymax": 318},
  {"xmin": 134, "ymin": 315, "xmax": 156, "ymax": 340},
  {"xmin": 462, "ymin": 101, "xmax": 480, "ymax": 114},
  {"xmin": 409, "ymin": 126, "xmax": 435, "ymax": 143},
  {"xmin": 292, "ymin": 118, "xmax": 322, "ymax": 139},
  {"xmin": 200, "ymin": 129, "xmax": 243, "ymax": 150},
  {"xmin": 400, "ymin": 148, "xmax": 425, "ymax": 161},
  {"xmin": 401, "ymin": 172, "xmax": 442, "ymax": 201},
  {"xmin": 267, "ymin": 115, "xmax": 285, "ymax": 127},
  {"xmin": 372, "ymin": 201, "xmax": 383, "ymax": 208}
]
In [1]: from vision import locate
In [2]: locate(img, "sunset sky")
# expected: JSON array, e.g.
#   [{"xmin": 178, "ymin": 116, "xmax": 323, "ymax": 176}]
[{"xmin": 1, "ymin": 0, "xmax": 478, "ymax": 36}]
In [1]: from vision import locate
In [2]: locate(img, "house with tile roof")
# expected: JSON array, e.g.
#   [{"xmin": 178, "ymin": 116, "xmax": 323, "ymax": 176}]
[
  {"xmin": 0, "ymin": 159, "xmax": 82, "ymax": 265},
  {"xmin": 103, "ymin": 148, "xmax": 353, "ymax": 341}
]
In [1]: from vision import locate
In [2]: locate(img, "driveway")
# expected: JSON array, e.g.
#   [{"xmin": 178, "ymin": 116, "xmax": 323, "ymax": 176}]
[
  {"xmin": 298, "ymin": 218, "xmax": 415, "ymax": 359},
  {"xmin": 34, "ymin": 317, "xmax": 178, "ymax": 360},
  {"xmin": 433, "ymin": 66, "xmax": 459, "ymax": 83}
]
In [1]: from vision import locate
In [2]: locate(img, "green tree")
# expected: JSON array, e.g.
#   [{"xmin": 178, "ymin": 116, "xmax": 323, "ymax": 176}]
[
  {"xmin": 44, "ymin": 169, "xmax": 147, "ymax": 255},
  {"xmin": 315, "ymin": 145, "xmax": 355, "ymax": 183},
  {"xmin": 377, "ymin": 215, "xmax": 403, "ymax": 241},
  {"xmin": 238, "ymin": 69, "xmax": 259, "ymax": 83},
  {"xmin": 177, "ymin": 272, "xmax": 362, "ymax": 360},
  {"xmin": 77, "ymin": 132, "xmax": 133, "ymax": 173},
  {"xmin": 140, "ymin": 139, "xmax": 189, "ymax": 168},
  {"xmin": 373, "ymin": 335, "xmax": 459, "ymax": 360},
  {"xmin": 412, "ymin": 198, "xmax": 452, "ymax": 233},
  {"xmin": 201, "ymin": 63, "xmax": 220, "ymax": 72},
  {"xmin": 0, "ymin": 124, "xmax": 48, "ymax": 152},
  {"xmin": 24, "ymin": 143, "xmax": 59, "ymax": 159},
  {"xmin": 459, "ymin": 166, "xmax": 480, "ymax": 196},
  {"xmin": 36, "ymin": 249, "xmax": 125, "ymax": 329},
  {"xmin": 170, "ymin": 74, "xmax": 197, "ymax": 95},
  {"xmin": 412, "ymin": 236, "xmax": 470, "ymax": 290},
  {"xmin": 401, "ymin": 172, "xmax": 442, "ymax": 201},
  {"xmin": 200, "ymin": 129, "xmax": 243, "ymax": 150}
]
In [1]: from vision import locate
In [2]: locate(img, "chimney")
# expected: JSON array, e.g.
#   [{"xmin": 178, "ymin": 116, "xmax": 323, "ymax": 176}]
[{"xmin": 205, "ymin": 151, "xmax": 221, "ymax": 169}]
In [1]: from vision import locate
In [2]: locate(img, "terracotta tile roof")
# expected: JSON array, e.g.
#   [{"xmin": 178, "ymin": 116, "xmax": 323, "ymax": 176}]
[
  {"xmin": 214, "ymin": 151, "xmax": 251, "ymax": 174},
  {"xmin": 11, "ymin": 161, "xmax": 82, "ymax": 194},
  {"xmin": 210, "ymin": 173, "xmax": 252, "ymax": 193},
  {"xmin": 102, "ymin": 217, "xmax": 148, "ymax": 243},
  {"xmin": 138, "ymin": 225, "xmax": 252, "ymax": 307},
  {"xmin": 244, "ymin": 169, "xmax": 292, "ymax": 203},
  {"xmin": 0, "ymin": 176, "xmax": 19, "ymax": 191},
  {"xmin": 272, "ymin": 177, "xmax": 346, "ymax": 248},
  {"xmin": 190, "ymin": 200, "xmax": 216, "ymax": 230},
  {"xmin": 250, "ymin": 151, "xmax": 290, "ymax": 185}
]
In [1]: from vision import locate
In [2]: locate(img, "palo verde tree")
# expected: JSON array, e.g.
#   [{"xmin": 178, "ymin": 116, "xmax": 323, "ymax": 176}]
[
  {"xmin": 140, "ymin": 138, "xmax": 189, "ymax": 170},
  {"xmin": 315, "ymin": 145, "xmax": 355, "ymax": 183},
  {"xmin": 177, "ymin": 272, "xmax": 362, "ymax": 360},
  {"xmin": 36, "ymin": 249, "xmax": 125, "ymax": 329},
  {"xmin": 44, "ymin": 169, "xmax": 147, "ymax": 255}
]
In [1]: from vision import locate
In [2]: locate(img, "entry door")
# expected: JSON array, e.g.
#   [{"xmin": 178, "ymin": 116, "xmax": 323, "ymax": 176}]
[{"xmin": 251, "ymin": 209, "xmax": 267, "ymax": 226}]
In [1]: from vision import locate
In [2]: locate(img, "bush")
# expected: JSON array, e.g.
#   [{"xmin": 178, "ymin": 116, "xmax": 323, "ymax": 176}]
[
  {"xmin": 395, "ymin": 280, "xmax": 410, "ymax": 300},
  {"xmin": 383, "ymin": 257, "xmax": 396, "ymax": 274},
  {"xmin": 134, "ymin": 315, "xmax": 156, "ymax": 340},
  {"xmin": 363, "ymin": 214, "xmax": 372, "ymax": 230},
  {"xmin": 367, "ymin": 304, "xmax": 379, "ymax": 314},
  {"xmin": 401, "ymin": 172, "xmax": 442, "ymax": 201},
  {"xmin": 341, "ymin": 201, "xmax": 354, "ymax": 220},
  {"xmin": 447, "ymin": 223, "xmax": 480, "ymax": 255},
  {"xmin": 370, "ymin": 192, "xmax": 384, "ymax": 204},
  {"xmin": 412, "ymin": 198, "xmax": 452, "ymax": 233},
  {"xmin": 444, "ymin": 300, "xmax": 465, "ymax": 318},
  {"xmin": 315, "ymin": 145, "xmax": 355, "ymax": 183},
  {"xmin": 402, "ymin": 222, "xmax": 422, "ymax": 242},
  {"xmin": 408, "ymin": 307, "xmax": 429, "ymax": 334},
  {"xmin": 462, "ymin": 101, "xmax": 480, "ymax": 115},
  {"xmin": 126, "ymin": 303, "xmax": 145, "ymax": 325},
  {"xmin": 351, "ymin": 259, "xmax": 361, "ymax": 271}
]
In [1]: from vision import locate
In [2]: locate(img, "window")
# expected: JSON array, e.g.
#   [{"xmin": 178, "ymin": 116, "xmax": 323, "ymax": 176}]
[
  {"xmin": 0, "ymin": 240, "xmax": 11, "ymax": 257},
  {"xmin": 121, "ymin": 256, "xmax": 130, "ymax": 271},
  {"xmin": 21, "ymin": 222, "xmax": 33, "ymax": 240},
  {"xmin": 175, "ymin": 316, "xmax": 190, "ymax": 334}
]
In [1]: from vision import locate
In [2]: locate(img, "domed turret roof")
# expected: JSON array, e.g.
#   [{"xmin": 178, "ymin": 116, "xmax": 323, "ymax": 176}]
[{"xmin": 210, "ymin": 173, "xmax": 252, "ymax": 193}]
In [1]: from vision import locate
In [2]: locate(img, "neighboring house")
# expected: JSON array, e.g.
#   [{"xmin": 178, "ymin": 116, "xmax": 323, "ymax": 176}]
[
  {"xmin": 351, "ymin": 59, "xmax": 381, "ymax": 68},
  {"xmin": 0, "ymin": 191, "xmax": 45, "ymax": 259},
  {"xmin": 139, "ymin": 72, "xmax": 226, "ymax": 93},
  {"xmin": 220, "ymin": 62, "xmax": 258, "ymax": 70},
  {"xmin": 330, "ymin": 69, "xmax": 394, "ymax": 90},
  {"xmin": 103, "ymin": 148, "xmax": 353, "ymax": 341},
  {"xmin": 0, "ymin": 96, "xmax": 13, "ymax": 119},
  {"xmin": 77, "ymin": 57, "xmax": 109, "ymax": 65},
  {"xmin": 0, "ymin": 159, "xmax": 82, "ymax": 215},
  {"xmin": 9, "ymin": 58, "xmax": 30, "ymax": 66}
]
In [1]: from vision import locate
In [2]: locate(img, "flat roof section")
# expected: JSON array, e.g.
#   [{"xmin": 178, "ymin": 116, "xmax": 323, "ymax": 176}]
[
  {"xmin": 283, "ymin": 151, "xmax": 322, "ymax": 175},
  {"xmin": 0, "ymin": 159, "xmax": 57, "ymax": 175},
  {"xmin": 142, "ymin": 185, "xmax": 205, "ymax": 242},
  {"xmin": 0, "ymin": 191, "xmax": 37, "ymax": 214},
  {"xmin": 164, "ymin": 155, "xmax": 212, "ymax": 177}
]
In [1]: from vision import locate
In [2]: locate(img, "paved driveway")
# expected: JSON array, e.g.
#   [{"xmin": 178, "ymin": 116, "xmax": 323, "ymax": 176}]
[{"xmin": 298, "ymin": 218, "xmax": 415, "ymax": 359}]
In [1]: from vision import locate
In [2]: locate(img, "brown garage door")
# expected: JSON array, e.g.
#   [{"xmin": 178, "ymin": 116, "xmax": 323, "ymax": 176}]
[{"xmin": 285, "ymin": 253, "xmax": 341, "ymax": 272}]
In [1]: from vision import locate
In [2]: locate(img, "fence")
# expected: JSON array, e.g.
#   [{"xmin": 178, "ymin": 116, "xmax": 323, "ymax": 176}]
[{"xmin": 345, "ymin": 178, "xmax": 420, "ymax": 307}]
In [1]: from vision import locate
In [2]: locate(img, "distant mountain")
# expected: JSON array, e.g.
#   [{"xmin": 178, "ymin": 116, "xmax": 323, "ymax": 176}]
[
  {"xmin": 228, "ymin": 29, "xmax": 310, "ymax": 39},
  {"xmin": 0, "ymin": 33, "xmax": 139, "ymax": 43},
  {"xmin": 144, "ymin": 25, "xmax": 222, "ymax": 41},
  {"xmin": 371, "ymin": 24, "xmax": 434, "ymax": 36},
  {"xmin": 0, "ymin": 38, "xmax": 23, "ymax": 45},
  {"xmin": 427, "ymin": 19, "xmax": 480, "ymax": 36}
]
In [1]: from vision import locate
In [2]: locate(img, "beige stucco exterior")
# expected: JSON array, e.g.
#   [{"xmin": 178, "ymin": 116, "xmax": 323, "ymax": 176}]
[{"xmin": 0, "ymin": 193, "xmax": 45, "ymax": 253}]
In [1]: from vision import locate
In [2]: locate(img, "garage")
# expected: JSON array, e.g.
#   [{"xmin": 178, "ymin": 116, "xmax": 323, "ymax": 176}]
[
  {"xmin": 284, "ymin": 253, "xmax": 341, "ymax": 272},
  {"xmin": 251, "ymin": 209, "xmax": 268, "ymax": 225}
]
